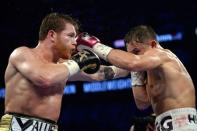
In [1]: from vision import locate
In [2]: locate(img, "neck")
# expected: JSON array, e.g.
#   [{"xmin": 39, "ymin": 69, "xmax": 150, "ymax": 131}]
[
  {"xmin": 156, "ymin": 44, "xmax": 163, "ymax": 49},
  {"xmin": 35, "ymin": 40, "xmax": 59, "ymax": 62}
]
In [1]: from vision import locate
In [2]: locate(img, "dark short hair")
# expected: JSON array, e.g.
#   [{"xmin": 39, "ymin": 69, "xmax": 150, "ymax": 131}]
[
  {"xmin": 124, "ymin": 25, "xmax": 157, "ymax": 44},
  {"xmin": 39, "ymin": 12, "xmax": 79, "ymax": 40}
]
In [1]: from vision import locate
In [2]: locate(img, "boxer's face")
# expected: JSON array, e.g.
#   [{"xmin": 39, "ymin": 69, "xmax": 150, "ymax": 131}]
[
  {"xmin": 126, "ymin": 41, "xmax": 148, "ymax": 55},
  {"xmin": 55, "ymin": 23, "xmax": 77, "ymax": 59}
]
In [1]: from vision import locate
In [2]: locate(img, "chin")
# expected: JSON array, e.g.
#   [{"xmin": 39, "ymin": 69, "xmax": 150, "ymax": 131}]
[
  {"xmin": 61, "ymin": 55, "xmax": 69, "ymax": 59},
  {"xmin": 67, "ymin": 56, "xmax": 71, "ymax": 59},
  {"xmin": 66, "ymin": 54, "xmax": 72, "ymax": 59},
  {"xmin": 62, "ymin": 51, "xmax": 72, "ymax": 59}
]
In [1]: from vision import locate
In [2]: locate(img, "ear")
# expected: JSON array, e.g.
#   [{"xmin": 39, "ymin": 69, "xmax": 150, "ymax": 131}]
[
  {"xmin": 150, "ymin": 40, "xmax": 157, "ymax": 48},
  {"xmin": 48, "ymin": 30, "xmax": 56, "ymax": 42}
]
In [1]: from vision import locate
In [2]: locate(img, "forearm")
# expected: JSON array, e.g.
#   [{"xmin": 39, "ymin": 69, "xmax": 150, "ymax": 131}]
[
  {"xmin": 68, "ymin": 66, "xmax": 110, "ymax": 82},
  {"xmin": 68, "ymin": 71, "xmax": 103, "ymax": 81},
  {"xmin": 83, "ymin": 42, "xmax": 139, "ymax": 71},
  {"xmin": 68, "ymin": 65, "xmax": 129, "ymax": 81},
  {"xmin": 109, "ymin": 66, "xmax": 129, "ymax": 79},
  {"xmin": 131, "ymin": 71, "xmax": 150, "ymax": 110},
  {"xmin": 132, "ymin": 86, "xmax": 151, "ymax": 110},
  {"xmin": 107, "ymin": 49, "xmax": 139, "ymax": 71},
  {"xmin": 29, "ymin": 63, "xmax": 70, "ymax": 87},
  {"xmin": 76, "ymin": 32, "xmax": 155, "ymax": 72}
]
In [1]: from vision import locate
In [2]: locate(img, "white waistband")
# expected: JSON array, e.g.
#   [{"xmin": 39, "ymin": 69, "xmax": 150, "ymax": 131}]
[{"xmin": 156, "ymin": 107, "xmax": 197, "ymax": 122}]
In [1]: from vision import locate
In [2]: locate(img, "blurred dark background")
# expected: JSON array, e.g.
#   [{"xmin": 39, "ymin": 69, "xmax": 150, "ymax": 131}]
[{"xmin": 0, "ymin": 0, "xmax": 197, "ymax": 130}]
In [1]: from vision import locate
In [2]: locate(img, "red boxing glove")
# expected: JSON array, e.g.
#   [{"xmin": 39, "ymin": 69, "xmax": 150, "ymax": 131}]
[
  {"xmin": 76, "ymin": 32, "xmax": 100, "ymax": 48},
  {"xmin": 76, "ymin": 32, "xmax": 113, "ymax": 61}
]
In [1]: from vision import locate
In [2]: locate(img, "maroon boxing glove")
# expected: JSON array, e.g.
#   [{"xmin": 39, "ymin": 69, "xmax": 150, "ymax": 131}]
[
  {"xmin": 76, "ymin": 32, "xmax": 100, "ymax": 48},
  {"xmin": 76, "ymin": 32, "xmax": 113, "ymax": 61}
]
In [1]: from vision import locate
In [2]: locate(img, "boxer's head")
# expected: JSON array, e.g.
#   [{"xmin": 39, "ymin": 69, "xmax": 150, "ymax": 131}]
[
  {"xmin": 39, "ymin": 12, "xmax": 79, "ymax": 41},
  {"xmin": 124, "ymin": 25, "xmax": 158, "ymax": 55},
  {"xmin": 39, "ymin": 12, "xmax": 80, "ymax": 59}
]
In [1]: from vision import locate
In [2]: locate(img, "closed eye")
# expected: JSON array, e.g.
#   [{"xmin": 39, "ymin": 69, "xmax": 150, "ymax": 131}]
[
  {"xmin": 132, "ymin": 48, "xmax": 140, "ymax": 54},
  {"xmin": 67, "ymin": 32, "xmax": 76, "ymax": 38}
]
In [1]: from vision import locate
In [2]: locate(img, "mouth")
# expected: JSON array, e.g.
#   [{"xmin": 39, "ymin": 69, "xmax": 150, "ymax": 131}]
[{"xmin": 71, "ymin": 48, "xmax": 77, "ymax": 55}]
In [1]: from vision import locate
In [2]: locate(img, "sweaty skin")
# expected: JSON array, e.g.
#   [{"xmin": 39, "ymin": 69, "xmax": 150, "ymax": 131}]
[
  {"xmin": 74, "ymin": 31, "xmax": 195, "ymax": 116},
  {"xmin": 73, "ymin": 35, "xmax": 195, "ymax": 115},
  {"xmin": 5, "ymin": 48, "xmax": 64, "ymax": 122},
  {"xmin": 71, "ymin": 46, "xmax": 195, "ymax": 115},
  {"xmin": 145, "ymin": 49, "xmax": 195, "ymax": 115},
  {"xmin": 4, "ymin": 23, "xmax": 77, "ymax": 122},
  {"xmin": 108, "ymin": 46, "xmax": 195, "ymax": 115},
  {"xmin": 73, "ymin": 37, "xmax": 195, "ymax": 115}
]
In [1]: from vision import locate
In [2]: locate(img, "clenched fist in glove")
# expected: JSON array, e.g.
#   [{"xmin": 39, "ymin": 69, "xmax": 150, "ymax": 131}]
[
  {"xmin": 61, "ymin": 49, "xmax": 100, "ymax": 76},
  {"xmin": 76, "ymin": 32, "xmax": 113, "ymax": 61},
  {"xmin": 131, "ymin": 71, "xmax": 147, "ymax": 87}
]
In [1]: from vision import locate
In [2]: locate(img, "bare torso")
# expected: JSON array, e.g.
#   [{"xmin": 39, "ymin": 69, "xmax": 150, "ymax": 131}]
[
  {"xmin": 4, "ymin": 48, "xmax": 65, "ymax": 122},
  {"xmin": 146, "ymin": 49, "xmax": 195, "ymax": 115}
]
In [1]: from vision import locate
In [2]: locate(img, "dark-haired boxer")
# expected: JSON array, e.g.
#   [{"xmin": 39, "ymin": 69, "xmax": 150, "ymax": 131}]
[
  {"xmin": 1, "ymin": 12, "xmax": 100, "ymax": 131},
  {"xmin": 75, "ymin": 25, "xmax": 197, "ymax": 130}
]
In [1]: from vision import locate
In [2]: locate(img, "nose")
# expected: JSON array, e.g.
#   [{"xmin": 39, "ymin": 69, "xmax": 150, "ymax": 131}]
[{"xmin": 73, "ymin": 37, "xmax": 77, "ymax": 45}]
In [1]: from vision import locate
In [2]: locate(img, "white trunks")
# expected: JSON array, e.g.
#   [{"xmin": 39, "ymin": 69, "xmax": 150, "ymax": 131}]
[{"xmin": 155, "ymin": 108, "xmax": 197, "ymax": 131}]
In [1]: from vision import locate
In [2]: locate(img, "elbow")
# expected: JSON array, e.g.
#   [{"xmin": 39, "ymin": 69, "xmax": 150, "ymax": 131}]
[
  {"xmin": 134, "ymin": 97, "xmax": 151, "ymax": 110},
  {"xmin": 136, "ymin": 103, "xmax": 150, "ymax": 110},
  {"xmin": 135, "ymin": 101, "xmax": 151, "ymax": 110}
]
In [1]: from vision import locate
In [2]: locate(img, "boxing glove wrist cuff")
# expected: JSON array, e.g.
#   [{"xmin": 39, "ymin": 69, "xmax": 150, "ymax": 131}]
[
  {"xmin": 110, "ymin": 66, "xmax": 119, "ymax": 79},
  {"xmin": 62, "ymin": 60, "xmax": 80, "ymax": 77},
  {"xmin": 92, "ymin": 43, "xmax": 113, "ymax": 61},
  {"xmin": 131, "ymin": 71, "xmax": 146, "ymax": 87}
]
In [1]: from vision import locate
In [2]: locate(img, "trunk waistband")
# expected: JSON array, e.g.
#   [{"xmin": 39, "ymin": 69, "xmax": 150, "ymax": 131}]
[
  {"xmin": 155, "ymin": 108, "xmax": 197, "ymax": 131},
  {"xmin": 0, "ymin": 113, "xmax": 58, "ymax": 131},
  {"xmin": 7, "ymin": 112, "xmax": 57, "ymax": 124}
]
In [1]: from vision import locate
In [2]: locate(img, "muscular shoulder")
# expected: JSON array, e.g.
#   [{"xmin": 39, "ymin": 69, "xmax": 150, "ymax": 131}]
[
  {"xmin": 11, "ymin": 46, "xmax": 32, "ymax": 57},
  {"xmin": 160, "ymin": 49, "xmax": 178, "ymax": 63},
  {"xmin": 145, "ymin": 48, "xmax": 175, "ymax": 64},
  {"xmin": 145, "ymin": 48, "xmax": 164, "ymax": 55},
  {"xmin": 9, "ymin": 46, "xmax": 33, "ymax": 64}
]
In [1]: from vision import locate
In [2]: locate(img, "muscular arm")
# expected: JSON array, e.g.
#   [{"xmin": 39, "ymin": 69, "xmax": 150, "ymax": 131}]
[
  {"xmin": 107, "ymin": 48, "xmax": 163, "ymax": 71},
  {"xmin": 76, "ymin": 33, "xmax": 165, "ymax": 72},
  {"xmin": 132, "ymin": 86, "xmax": 151, "ymax": 110},
  {"xmin": 10, "ymin": 47, "xmax": 69, "ymax": 87},
  {"xmin": 68, "ymin": 65, "xmax": 129, "ymax": 81},
  {"xmin": 131, "ymin": 71, "xmax": 151, "ymax": 110}
]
